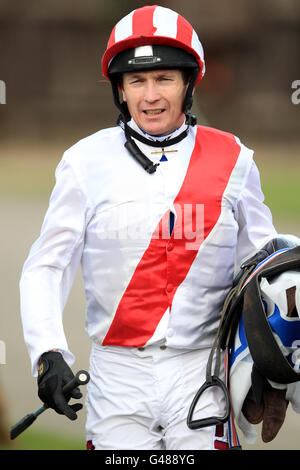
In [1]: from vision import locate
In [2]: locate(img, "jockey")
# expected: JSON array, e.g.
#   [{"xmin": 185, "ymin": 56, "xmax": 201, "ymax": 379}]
[{"xmin": 19, "ymin": 5, "xmax": 296, "ymax": 450}]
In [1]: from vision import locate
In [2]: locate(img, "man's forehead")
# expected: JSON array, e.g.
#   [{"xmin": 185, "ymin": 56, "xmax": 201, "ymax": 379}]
[{"xmin": 123, "ymin": 69, "xmax": 181, "ymax": 78}]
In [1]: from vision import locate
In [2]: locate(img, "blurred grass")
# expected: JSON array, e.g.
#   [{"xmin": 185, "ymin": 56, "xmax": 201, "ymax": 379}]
[
  {"xmin": 0, "ymin": 428, "xmax": 84, "ymax": 450},
  {"xmin": 0, "ymin": 155, "xmax": 58, "ymax": 200},
  {"xmin": 253, "ymin": 143, "xmax": 300, "ymax": 230},
  {"xmin": 261, "ymin": 168, "xmax": 300, "ymax": 219}
]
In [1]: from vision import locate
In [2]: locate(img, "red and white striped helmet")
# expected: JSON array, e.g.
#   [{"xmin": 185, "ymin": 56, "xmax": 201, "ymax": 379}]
[{"xmin": 102, "ymin": 5, "xmax": 205, "ymax": 85}]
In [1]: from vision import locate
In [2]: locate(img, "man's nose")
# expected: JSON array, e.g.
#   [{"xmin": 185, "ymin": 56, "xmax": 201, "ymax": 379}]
[{"xmin": 144, "ymin": 81, "xmax": 160, "ymax": 102}]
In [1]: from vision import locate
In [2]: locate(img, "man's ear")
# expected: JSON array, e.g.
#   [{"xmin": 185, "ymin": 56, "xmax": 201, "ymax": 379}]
[{"xmin": 121, "ymin": 88, "xmax": 127, "ymax": 102}]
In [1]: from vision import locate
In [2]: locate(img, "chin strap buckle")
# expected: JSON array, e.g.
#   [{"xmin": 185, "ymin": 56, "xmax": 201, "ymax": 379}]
[{"xmin": 185, "ymin": 112, "xmax": 197, "ymax": 126}]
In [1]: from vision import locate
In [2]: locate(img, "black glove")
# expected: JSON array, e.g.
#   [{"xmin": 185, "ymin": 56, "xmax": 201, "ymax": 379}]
[{"xmin": 37, "ymin": 351, "xmax": 83, "ymax": 420}]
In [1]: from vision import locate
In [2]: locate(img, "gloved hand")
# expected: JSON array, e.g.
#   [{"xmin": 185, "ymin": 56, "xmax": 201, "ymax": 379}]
[
  {"xmin": 37, "ymin": 351, "xmax": 83, "ymax": 420},
  {"xmin": 242, "ymin": 381, "xmax": 289, "ymax": 443}
]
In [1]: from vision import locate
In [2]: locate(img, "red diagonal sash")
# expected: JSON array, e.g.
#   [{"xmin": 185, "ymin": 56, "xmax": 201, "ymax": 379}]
[{"xmin": 103, "ymin": 127, "xmax": 241, "ymax": 346}]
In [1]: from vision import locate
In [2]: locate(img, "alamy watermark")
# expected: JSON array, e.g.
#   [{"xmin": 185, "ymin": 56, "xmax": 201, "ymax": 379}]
[
  {"xmin": 0, "ymin": 340, "xmax": 6, "ymax": 364},
  {"xmin": 291, "ymin": 80, "xmax": 300, "ymax": 105},
  {"xmin": 95, "ymin": 203, "xmax": 205, "ymax": 251},
  {"xmin": 0, "ymin": 80, "xmax": 6, "ymax": 104}
]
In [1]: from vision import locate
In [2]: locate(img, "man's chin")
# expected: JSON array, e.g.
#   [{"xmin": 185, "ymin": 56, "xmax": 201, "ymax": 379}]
[
  {"xmin": 139, "ymin": 121, "xmax": 171, "ymax": 137},
  {"xmin": 136, "ymin": 113, "xmax": 185, "ymax": 137}
]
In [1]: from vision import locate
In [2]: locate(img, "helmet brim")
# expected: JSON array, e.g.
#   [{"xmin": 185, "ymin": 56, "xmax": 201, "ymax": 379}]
[
  {"xmin": 108, "ymin": 44, "xmax": 199, "ymax": 78},
  {"xmin": 102, "ymin": 36, "xmax": 204, "ymax": 84}
]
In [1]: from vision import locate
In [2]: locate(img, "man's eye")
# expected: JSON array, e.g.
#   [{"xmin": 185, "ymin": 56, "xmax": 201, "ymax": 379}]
[{"xmin": 130, "ymin": 79, "xmax": 143, "ymax": 84}]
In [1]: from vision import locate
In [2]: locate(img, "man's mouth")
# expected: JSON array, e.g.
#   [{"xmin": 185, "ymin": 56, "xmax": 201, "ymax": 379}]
[{"xmin": 143, "ymin": 109, "xmax": 165, "ymax": 115}]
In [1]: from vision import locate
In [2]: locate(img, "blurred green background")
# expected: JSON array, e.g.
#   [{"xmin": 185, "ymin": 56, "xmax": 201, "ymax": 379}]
[{"xmin": 0, "ymin": 0, "xmax": 299, "ymax": 451}]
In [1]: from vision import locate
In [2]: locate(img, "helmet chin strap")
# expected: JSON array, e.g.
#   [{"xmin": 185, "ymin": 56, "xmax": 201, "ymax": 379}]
[
  {"xmin": 110, "ymin": 68, "xmax": 198, "ymax": 174},
  {"xmin": 183, "ymin": 67, "xmax": 199, "ymax": 127}
]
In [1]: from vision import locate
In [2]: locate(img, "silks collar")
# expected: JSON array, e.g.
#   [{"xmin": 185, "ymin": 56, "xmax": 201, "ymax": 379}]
[{"xmin": 118, "ymin": 116, "xmax": 190, "ymax": 149}]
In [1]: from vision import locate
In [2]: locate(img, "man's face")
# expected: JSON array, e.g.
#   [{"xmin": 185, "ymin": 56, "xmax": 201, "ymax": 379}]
[{"xmin": 121, "ymin": 69, "xmax": 188, "ymax": 136}]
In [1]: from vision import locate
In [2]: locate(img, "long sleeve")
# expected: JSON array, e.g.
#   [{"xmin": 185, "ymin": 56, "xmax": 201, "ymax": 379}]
[
  {"xmin": 20, "ymin": 155, "xmax": 89, "ymax": 375},
  {"xmin": 234, "ymin": 160, "xmax": 278, "ymax": 270}
]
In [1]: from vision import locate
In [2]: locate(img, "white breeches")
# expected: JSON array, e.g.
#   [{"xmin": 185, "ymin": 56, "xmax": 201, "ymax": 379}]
[{"xmin": 85, "ymin": 342, "xmax": 228, "ymax": 450}]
